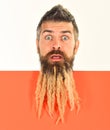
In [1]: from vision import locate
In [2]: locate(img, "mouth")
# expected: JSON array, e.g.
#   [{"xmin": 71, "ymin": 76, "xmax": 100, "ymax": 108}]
[{"xmin": 49, "ymin": 54, "xmax": 64, "ymax": 62}]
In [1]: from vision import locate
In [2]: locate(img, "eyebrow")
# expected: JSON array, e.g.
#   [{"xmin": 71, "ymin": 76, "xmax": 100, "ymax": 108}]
[
  {"xmin": 42, "ymin": 30, "xmax": 72, "ymax": 34},
  {"xmin": 42, "ymin": 30, "xmax": 53, "ymax": 34},
  {"xmin": 61, "ymin": 30, "xmax": 72, "ymax": 34}
]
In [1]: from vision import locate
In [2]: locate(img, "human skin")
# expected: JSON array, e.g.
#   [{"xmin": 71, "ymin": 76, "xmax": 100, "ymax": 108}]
[{"xmin": 36, "ymin": 21, "xmax": 79, "ymax": 63}]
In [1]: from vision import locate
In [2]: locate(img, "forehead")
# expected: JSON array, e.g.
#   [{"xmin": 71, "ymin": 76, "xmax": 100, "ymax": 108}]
[{"xmin": 40, "ymin": 21, "xmax": 74, "ymax": 33}]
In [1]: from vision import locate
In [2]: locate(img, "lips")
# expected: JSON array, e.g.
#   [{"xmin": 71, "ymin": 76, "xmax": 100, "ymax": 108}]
[{"xmin": 50, "ymin": 54, "xmax": 63, "ymax": 62}]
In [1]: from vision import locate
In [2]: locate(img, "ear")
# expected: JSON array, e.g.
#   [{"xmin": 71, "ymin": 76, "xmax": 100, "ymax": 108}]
[
  {"xmin": 74, "ymin": 40, "xmax": 80, "ymax": 54},
  {"xmin": 36, "ymin": 39, "xmax": 38, "ymax": 48},
  {"xmin": 36, "ymin": 39, "xmax": 39, "ymax": 53}
]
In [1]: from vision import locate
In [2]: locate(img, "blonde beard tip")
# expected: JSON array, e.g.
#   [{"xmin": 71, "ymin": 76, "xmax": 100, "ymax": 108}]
[{"xmin": 35, "ymin": 64, "xmax": 80, "ymax": 123}]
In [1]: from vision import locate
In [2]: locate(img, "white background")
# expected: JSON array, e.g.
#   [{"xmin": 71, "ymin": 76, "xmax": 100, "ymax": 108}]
[{"xmin": 0, "ymin": 0, "xmax": 110, "ymax": 70}]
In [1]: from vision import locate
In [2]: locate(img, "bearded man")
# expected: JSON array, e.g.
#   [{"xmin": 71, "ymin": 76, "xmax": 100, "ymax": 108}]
[{"xmin": 35, "ymin": 4, "xmax": 80, "ymax": 124}]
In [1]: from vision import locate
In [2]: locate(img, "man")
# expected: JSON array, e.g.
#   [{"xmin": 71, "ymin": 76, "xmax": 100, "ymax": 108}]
[{"xmin": 35, "ymin": 4, "xmax": 80, "ymax": 124}]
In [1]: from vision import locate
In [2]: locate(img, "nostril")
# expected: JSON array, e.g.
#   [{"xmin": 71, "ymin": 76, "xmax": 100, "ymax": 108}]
[
  {"xmin": 58, "ymin": 47, "xmax": 60, "ymax": 50},
  {"xmin": 52, "ymin": 43, "xmax": 61, "ymax": 50},
  {"xmin": 52, "ymin": 46, "xmax": 60, "ymax": 50},
  {"xmin": 52, "ymin": 47, "xmax": 55, "ymax": 50}
]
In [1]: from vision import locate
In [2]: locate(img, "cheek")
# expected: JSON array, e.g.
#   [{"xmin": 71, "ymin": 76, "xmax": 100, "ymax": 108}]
[
  {"xmin": 64, "ymin": 44, "xmax": 74, "ymax": 57},
  {"xmin": 38, "ymin": 42, "xmax": 50, "ymax": 56}
]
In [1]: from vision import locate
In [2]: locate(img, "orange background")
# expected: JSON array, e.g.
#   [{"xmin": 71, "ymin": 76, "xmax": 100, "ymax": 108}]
[{"xmin": 0, "ymin": 71, "xmax": 110, "ymax": 130}]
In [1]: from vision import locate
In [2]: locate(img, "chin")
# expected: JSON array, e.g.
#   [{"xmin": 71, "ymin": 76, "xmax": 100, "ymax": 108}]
[{"xmin": 49, "ymin": 60, "xmax": 64, "ymax": 66}]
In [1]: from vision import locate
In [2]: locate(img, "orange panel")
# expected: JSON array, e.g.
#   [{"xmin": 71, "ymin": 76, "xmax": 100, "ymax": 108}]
[{"xmin": 0, "ymin": 71, "xmax": 110, "ymax": 130}]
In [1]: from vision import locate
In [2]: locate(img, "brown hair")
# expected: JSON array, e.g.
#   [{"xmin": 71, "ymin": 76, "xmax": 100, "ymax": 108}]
[{"xmin": 36, "ymin": 4, "xmax": 79, "ymax": 41}]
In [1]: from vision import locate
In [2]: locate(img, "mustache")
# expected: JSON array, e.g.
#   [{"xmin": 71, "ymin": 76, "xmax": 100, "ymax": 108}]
[
  {"xmin": 40, "ymin": 50, "xmax": 67, "ymax": 62},
  {"xmin": 45, "ymin": 50, "xmax": 65, "ymax": 58}
]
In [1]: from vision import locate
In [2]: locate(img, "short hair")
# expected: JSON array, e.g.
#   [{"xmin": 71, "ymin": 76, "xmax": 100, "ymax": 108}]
[{"xmin": 36, "ymin": 4, "xmax": 79, "ymax": 41}]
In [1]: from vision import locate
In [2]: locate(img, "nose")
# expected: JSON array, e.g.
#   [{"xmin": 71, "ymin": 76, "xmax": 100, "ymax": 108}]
[{"xmin": 52, "ymin": 39, "xmax": 61, "ymax": 50}]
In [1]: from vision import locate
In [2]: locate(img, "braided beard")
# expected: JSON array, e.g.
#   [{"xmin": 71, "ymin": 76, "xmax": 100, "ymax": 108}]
[{"xmin": 35, "ymin": 50, "xmax": 80, "ymax": 124}]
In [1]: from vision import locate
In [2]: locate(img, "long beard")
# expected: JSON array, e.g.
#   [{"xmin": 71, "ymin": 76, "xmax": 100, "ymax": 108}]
[{"xmin": 35, "ymin": 50, "xmax": 80, "ymax": 124}]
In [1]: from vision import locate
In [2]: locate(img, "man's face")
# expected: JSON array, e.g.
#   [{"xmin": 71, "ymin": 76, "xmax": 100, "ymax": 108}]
[{"xmin": 36, "ymin": 21, "xmax": 79, "ymax": 64}]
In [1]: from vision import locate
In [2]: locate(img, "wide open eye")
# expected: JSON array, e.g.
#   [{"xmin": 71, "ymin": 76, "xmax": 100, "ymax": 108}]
[
  {"xmin": 62, "ymin": 35, "xmax": 69, "ymax": 41},
  {"xmin": 45, "ymin": 35, "xmax": 52, "ymax": 40}
]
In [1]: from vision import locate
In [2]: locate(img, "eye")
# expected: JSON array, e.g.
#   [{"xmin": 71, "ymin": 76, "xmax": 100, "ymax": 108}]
[
  {"xmin": 45, "ymin": 35, "xmax": 52, "ymax": 40},
  {"xmin": 62, "ymin": 36, "xmax": 69, "ymax": 41}
]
